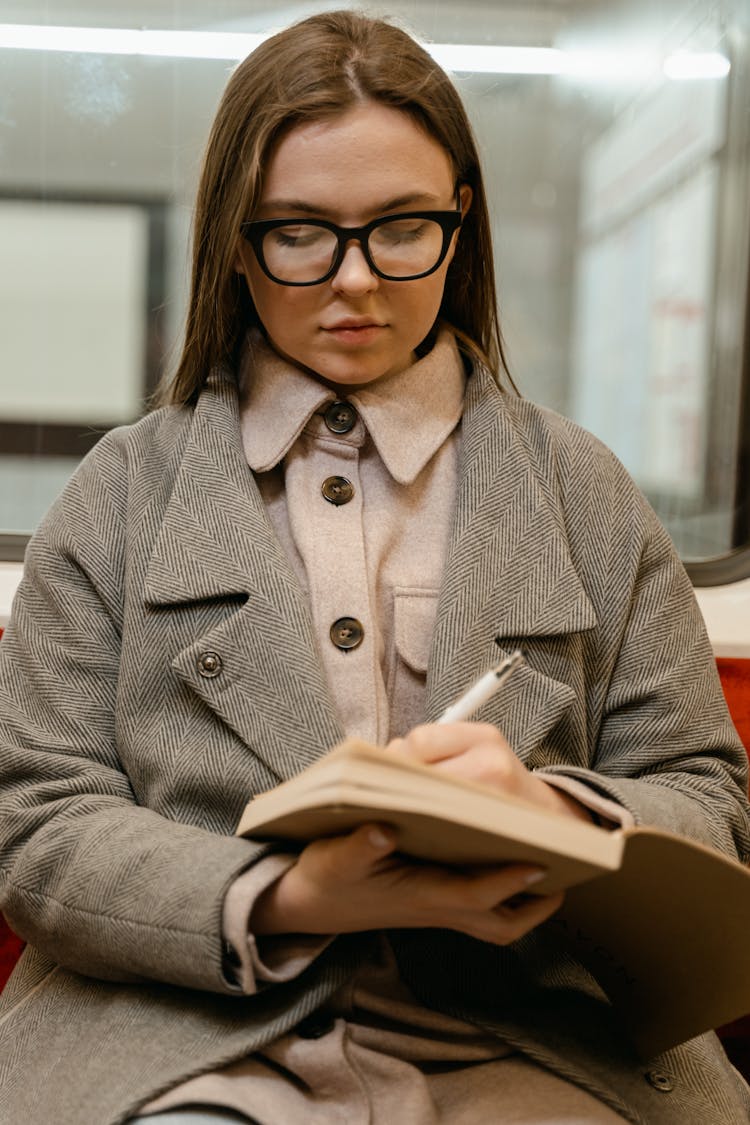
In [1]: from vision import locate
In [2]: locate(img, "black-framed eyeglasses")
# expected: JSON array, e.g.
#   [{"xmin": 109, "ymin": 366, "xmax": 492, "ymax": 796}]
[{"xmin": 239, "ymin": 192, "xmax": 463, "ymax": 286}]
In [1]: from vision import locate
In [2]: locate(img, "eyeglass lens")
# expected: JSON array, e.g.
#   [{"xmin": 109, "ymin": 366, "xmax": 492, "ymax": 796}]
[{"xmin": 262, "ymin": 217, "xmax": 446, "ymax": 283}]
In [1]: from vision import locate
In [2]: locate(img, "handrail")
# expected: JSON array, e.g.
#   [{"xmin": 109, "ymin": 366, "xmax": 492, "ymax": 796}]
[
  {"xmin": 0, "ymin": 535, "xmax": 29, "ymax": 564},
  {"xmin": 685, "ymin": 548, "xmax": 750, "ymax": 587}
]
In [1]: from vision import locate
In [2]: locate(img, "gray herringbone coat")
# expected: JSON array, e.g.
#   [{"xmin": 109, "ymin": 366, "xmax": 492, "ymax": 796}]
[{"xmin": 1, "ymin": 361, "xmax": 749, "ymax": 1125}]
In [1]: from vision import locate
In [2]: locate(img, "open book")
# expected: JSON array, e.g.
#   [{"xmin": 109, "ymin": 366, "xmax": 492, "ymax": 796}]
[{"xmin": 236, "ymin": 738, "xmax": 750, "ymax": 1057}]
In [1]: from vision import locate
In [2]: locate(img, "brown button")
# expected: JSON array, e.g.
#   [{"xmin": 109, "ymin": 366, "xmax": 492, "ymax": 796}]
[
  {"xmin": 645, "ymin": 1070, "xmax": 674, "ymax": 1093},
  {"xmin": 330, "ymin": 617, "xmax": 364, "ymax": 651},
  {"xmin": 321, "ymin": 476, "xmax": 354, "ymax": 505},
  {"xmin": 197, "ymin": 651, "xmax": 222, "ymax": 678},
  {"xmin": 324, "ymin": 400, "xmax": 357, "ymax": 434}
]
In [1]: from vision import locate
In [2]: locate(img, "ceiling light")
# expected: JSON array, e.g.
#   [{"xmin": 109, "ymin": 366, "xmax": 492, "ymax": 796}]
[
  {"xmin": 0, "ymin": 24, "xmax": 731, "ymax": 83},
  {"xmin": 429, "ymin": 44, "xmax": 562, "ymax": 75},
  {"xmin": 0, "ymin": 25, "xmax": 267, "ymax": 60},
  {"xmin": 663, "ymin": 51, "xmax": 731, "ymax": 80}
]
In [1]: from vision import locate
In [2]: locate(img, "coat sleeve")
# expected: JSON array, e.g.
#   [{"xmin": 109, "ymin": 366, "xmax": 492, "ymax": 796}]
[
  {"xmin": 0, "ymin": 431, "xmax": 273, "ymax": 995},
  {"xmin": 538, "ymin": 431, "xmax": 750, "ymax": 863}
]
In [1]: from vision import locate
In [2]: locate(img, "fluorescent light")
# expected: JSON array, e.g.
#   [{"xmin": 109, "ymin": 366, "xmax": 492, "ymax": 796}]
[
  {"xmin": 558, "ymin": 50, "xmax": 660, "ymax": 82},
  {"xmin": 429, "ymin": 44, "xmax": 562, "ymax": 76},
  {"xmin": 663, "ymin": 51, "xmax": 731, "ymax": 80},
  {"xmin": 0, "ymin": 23, "xmax": 731, "ymax": 83},
  {"xmin": 0, "ymin": 25, "xmax": 268, "ymax": 60},
  {"xmin": 0, "ymin": 25, "xmax": 563, "ymax": 69}
]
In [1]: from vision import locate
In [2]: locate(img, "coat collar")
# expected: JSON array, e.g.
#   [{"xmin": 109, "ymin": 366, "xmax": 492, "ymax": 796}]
[
  {"xmin": 144, "ymin": 369, "xmax": 287, "ymax": 607},
  {"xmin": 143, "ymin": 362, "xmax": 596, "ymax": 778}
]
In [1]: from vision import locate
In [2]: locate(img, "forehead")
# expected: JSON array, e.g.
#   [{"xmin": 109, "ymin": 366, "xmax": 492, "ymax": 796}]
[{"xmin": 261, "ymin": 102, "xmax": 455, "ymax": 209}]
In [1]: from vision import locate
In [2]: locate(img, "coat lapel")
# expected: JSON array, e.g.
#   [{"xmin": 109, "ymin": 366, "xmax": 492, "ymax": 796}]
[
  {"xmin": 426, "ymin": 366, "xmax": 598, "ymax": 760},
  {"xmin": 143, "ymin": 371, "xmax": 343, "ymax": 781}
]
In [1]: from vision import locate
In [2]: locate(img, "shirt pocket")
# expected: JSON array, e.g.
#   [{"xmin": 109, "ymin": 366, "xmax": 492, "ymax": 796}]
[{"xmin": 387, "ymin": 588, "xmax": 440, "ymax": 738}]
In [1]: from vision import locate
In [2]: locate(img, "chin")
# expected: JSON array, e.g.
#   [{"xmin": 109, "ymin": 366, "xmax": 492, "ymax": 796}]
[
  {"xmin": 321, "ymin": 369, "xmax": 386, "ymax": 391},
  {"xmin": 308, "ymin": 353, "xmax": 393, "ymax": 388}
]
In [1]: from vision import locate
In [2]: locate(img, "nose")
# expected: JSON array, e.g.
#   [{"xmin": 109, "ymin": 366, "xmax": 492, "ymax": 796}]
[{"xmin": 330, "ymin": 240, "xmax": 379, "ymax": 296}]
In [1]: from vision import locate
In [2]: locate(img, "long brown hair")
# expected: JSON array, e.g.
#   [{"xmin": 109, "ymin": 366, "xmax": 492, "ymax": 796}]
[{"xmin": 158, "ymin": 9, "xmax": 512, "ymax": 407}]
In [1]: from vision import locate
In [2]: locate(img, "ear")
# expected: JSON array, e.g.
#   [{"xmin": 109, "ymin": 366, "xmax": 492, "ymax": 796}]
[{"xmin": 459, "ymin": 183, "xmax": 473, "ymax": 219}]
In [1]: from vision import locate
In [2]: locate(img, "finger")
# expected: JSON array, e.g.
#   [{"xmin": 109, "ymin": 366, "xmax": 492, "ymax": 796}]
[
  {"xmin": 394, "ymin": 722, "xmax": 512, "ymax": 764},
  {"xmin": 493, "ymin": 888, "xmax": 565, "ymax": 932},
  {"xmin": 418, "ymin": 862, "xmax": 561, "ymax": 943},
  {"xmin": 308, "ymin": 822, "xmax": 399, "ymax": 882},
  {"xmin": 458, "ymin": 863, "xmax": 549, "ymax": 908},
  {"xmin": 431, "ymin": 743, "xmax": 523, "ymax": 791},
  {"xmin": 459, "ymin": 890, "xmax": 565, "ymax": 947},
  {"xmin": 404, "ymin": 863, "xmax": 549, "ymax": 922}
]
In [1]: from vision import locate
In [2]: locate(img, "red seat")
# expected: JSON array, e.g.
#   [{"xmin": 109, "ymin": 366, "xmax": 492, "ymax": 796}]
[
  {"xmin": 715, "ymin": 658, "xmax": 750, "ymax": 1081},
  {"xmin": 0, "ymin": 915, "xmax": 23, "ymax": 990}
]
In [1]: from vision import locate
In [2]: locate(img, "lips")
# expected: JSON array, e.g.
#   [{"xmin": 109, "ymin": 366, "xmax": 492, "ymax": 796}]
[
  {"xmin": 323, "ymin": 318, "xmax": 384, "ymax": 331},
  {"xmin": 321, "ymin": 318, "xmax": 387, "ymax": 347}
]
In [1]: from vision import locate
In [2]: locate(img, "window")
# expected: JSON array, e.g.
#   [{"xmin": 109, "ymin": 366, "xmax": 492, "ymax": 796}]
[{"xmin": 1, "ymin": 0, "xmax": 749, "ymax": 578}]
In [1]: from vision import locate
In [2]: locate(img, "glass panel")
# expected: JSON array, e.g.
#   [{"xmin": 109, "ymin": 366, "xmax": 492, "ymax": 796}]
[
  {"xmin": 0, "ymin": 200, "xmax": 148, "ymax": 426},
  {"xmin": 0, "ymin": 0, "xmax": 748, "ymax": 564}
]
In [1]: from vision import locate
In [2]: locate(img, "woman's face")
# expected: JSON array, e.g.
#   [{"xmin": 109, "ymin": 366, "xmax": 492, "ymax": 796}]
[{"xmin": 235, "ymin": 101, "xmax": 471, "ymax": 389}]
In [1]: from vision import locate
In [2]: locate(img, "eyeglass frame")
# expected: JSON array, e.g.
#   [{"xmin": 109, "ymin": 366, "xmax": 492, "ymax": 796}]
[{"xmin": 239, "ymin": 189, "xmax": 464, "ymax": 287}]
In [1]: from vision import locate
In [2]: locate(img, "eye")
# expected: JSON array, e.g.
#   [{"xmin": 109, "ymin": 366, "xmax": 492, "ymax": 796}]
[
  {"xmin": 267, "ymin": 224, "xmax": 328, "ymax": 249},
  {"xmin": 372, "ymin": 219, "xmax": 428, "ymax": 246}
]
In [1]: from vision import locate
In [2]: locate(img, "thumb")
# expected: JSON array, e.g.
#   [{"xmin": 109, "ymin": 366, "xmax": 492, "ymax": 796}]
[{"xmin": 333, "ymin": 823, "xmax": 398, "ymax": 874}]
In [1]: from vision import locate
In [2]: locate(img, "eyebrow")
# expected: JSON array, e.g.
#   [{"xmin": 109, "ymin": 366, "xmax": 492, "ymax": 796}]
[{"xmin": 257, "ymin": 191, "xmax": 446, "ymax": 217}]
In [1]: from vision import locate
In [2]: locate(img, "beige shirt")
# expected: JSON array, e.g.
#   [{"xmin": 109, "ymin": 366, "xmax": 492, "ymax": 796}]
[
  {"xmin": 239, "ymin": 325, "xmax": 465, "ymax": 746},
  {"xmin": 140, "ymin": 330, "xmax": 627, "ymax": 1122}
]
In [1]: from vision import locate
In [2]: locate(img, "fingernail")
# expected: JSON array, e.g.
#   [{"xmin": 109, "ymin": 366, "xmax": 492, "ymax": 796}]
[
  {"xmin": 368, "ymin": 827, "xmax": 392, "ymax": 849},
  {"xmin": 523, "ymin": 869, "xmax": 546, "ymax": 887}
]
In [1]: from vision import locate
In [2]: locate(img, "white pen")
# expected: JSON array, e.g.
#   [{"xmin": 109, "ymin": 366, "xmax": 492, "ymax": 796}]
[{"xmin": 436, "ymin": 650, "xmax": 525, "ymax": 724}]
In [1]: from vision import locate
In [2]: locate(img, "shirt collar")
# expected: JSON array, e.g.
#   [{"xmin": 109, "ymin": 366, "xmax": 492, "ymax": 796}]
[
  {"xmin": 238, "ymin": 332, "xmax": 335, "ymax": 473},
  {"xmin": 239, "ymin": 326, "xmax": 466, "ymax": 485}
]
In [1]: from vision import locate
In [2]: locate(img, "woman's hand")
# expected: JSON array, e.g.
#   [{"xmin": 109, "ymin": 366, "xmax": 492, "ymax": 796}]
[
  {"xmin": 250, "ymin": 822, "xmax": 563, "ymax": 942},
  {"xmin": 251, "ymin": 721, "xmax": 589, "ymax": 942},
  {"xmin": 386, "ymin": 721, "xmax": 594, "ymax": 823}
]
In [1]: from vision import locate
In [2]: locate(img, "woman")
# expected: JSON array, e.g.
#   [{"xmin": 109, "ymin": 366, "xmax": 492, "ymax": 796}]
[{"xmin": 0, "ymin": 11, "xmax": 749, "ymax": 1124}]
